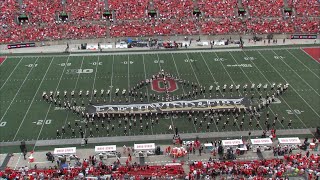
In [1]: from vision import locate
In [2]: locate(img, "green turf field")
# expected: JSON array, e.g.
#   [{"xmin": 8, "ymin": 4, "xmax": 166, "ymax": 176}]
[{"xmin": 0, "ymin": 48, "xmax": 319, "ymax": 144}]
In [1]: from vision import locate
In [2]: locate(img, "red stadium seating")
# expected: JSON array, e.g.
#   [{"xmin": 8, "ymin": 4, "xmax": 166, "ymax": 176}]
[
  {"xmin": 1, "ymin": 153, "xmax": 318, "ymax": 179},
  {"xmin": 188, "ymin": 153, "xmax": 319, "ymax": 179},
  {"xmin": 65, "ymin": 0, "xmax": 105, "ymax": 21},
  {"xmin": 291, "ymin": 0, "xmax": 320, "ymax": 17},
  {"xmin": 23, "ymin": 0, "xmax": 63, "ymax": 23},
  {"xmin": 0, "ymin": 0, "xmax": 319, "ymax": 44},
  {"xmin": 109, "ymin": 0, "xmax": 149, "ymax": 20},
  {"xmin": 154, "ymin": 0, "xmax": 194, "ymax": 19},
  {"xmin": 243, "ymin": 0, "xmax": 284, "ymax": 17},
  {"xmin": 198, "ymin": 0, "xmax": 238, "ymax": 18}
]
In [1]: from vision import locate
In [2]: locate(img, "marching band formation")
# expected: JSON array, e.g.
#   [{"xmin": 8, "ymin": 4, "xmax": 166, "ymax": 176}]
[{"xmin": 40, "ymin": 70, "xmax": 290, "ymax": 138}]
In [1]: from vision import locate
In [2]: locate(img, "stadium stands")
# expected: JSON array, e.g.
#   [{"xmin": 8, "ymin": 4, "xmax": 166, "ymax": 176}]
[
  {"xmin": 294, "ymin": 17, "xmax": 320, "ymax": 33},
  {"xmin": 109, "ymin": 0, "xmax": 149, "ymax": 20},
  {"xmin": 198, "ymin": 0, "xmax": 238, "ymax": 18},
  {"xmin": 110, "ymin": 21, "xmax": 153, "ymax": 37},
  {"xmin": 0, "ymin": 161, "xmax": 185, "ymax": 179},
  {"xmin": 0, "ymin": 0, "xmax": 319, "ymax": 44},
  {"xmin": 65, "ymin": 0, "xmax": 105, "ymax": 21},
  {"xmin": 154, "ymin": 0, "xmax": 194, "ymax": 19},
  {"xmin": 291, "ymin": 0, "xmax": 320, "ymax": 17},
  {"xmin": 243, "ymin": 0, "xmax": 283, "ymax": 17},
  {"xmin": 245, "ymin": 18, "xmax": 295, "ymax": 34},
  {"xmin": 201, "ymin": 19, "xmax": 246, "ymax": 35},
  {"xmin": 189, "ymin": 153, "xmax": 319, "ymax": 179},
  {"xmin": 1, "ymin": 153, "xmax": 318, "ymax": 179},
  {"xmin": 23, "ymin": 0, "xmax": 63, "ymax": 23}
]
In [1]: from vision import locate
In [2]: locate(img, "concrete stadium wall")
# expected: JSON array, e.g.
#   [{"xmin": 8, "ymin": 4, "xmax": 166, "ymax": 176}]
[{"xmin": 2, "ymin": 33, "xmax": 318, "ymax": 48}]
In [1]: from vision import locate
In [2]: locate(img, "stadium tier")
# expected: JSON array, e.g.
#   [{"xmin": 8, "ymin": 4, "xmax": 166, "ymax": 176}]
[
  {"xmin": 0, "ymin": 0, "xmax": 319, "ymax": 43},
  {"xmin": 0, "ymin": 152, "xmax": 319, "ymax": 179}
]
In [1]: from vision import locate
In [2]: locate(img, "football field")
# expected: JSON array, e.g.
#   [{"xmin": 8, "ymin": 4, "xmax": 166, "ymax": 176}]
[{"xmin": 0, "ymin": 47, "xmax": 319, "ymax": 145}]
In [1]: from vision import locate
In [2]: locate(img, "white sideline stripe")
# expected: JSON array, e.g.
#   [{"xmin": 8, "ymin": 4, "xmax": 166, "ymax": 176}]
[
  {"xmin": 0, "ymin": 58, "xmax": 39, "ymax": 123},
  {"xmin": 272, "ymin": 50, "xmax": 320, "ymax": 97},
  {"xmin": 286, "ymin": 49, "xmax": 320, "ymax": 80},
  {"xmin": 4, "ymin": 46, "xmax": 316, "ymax": 58},
  {"xmin": 32, "ymin": 56, "xmax": 71, "ymax": 151},
  {"xmin": 13, "ymin": 57, "xmax": 55, "ymax": 141},
  {"xmin": 0, "ymin": 57, "xmax": 23, "ymax": 91},
  {"xmin": 257, "ymin": 51, "xmax": 320, "ymax": 119}
]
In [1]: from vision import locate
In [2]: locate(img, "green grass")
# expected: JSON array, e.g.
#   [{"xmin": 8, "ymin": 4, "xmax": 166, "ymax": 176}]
[{"xmin": 0, "ymin": 48, "xmax": 319, "ymax": 148}]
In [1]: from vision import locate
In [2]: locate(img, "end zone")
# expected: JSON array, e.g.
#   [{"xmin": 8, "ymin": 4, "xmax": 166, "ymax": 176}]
[
  {"xmin": 0, "ymin": 56, "xmax": 7, "ymax": 65},
  {"xmin": 302, "ymin": 47, "xmax": 320, "ymax": 63}
]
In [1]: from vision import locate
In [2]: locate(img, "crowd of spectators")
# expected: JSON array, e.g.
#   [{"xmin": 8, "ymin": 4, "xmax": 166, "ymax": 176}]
[
  {"xmin": 22, "ymin": 0, "xmax": 63, "ymax": 23},
  {"xmin": 1, "ymin": 152, "xmax": 318, "ymax": 179},
  {"xmin": 65, "ymin": 0, "xmax": 105, "ymax": 21},
  {"xmin": 289, "ymin": 0, "xmax": 320, "ymax": 17},
  {"xmin": 189, "ymin": 153, "xmax": 320, "ymax": 179},
  {"xmin": 154, "ymin": 0, "xmax": 194, "ymax": 19},
  {"xmin": 0, "ymin": 22, "xmax": 108, "ymax": 43},
  {"xmin": 109, "ymin": 0, "xmax": 149, "ymax": 20},
  {"xmin": 294, "ymin": 17, "xmax": 319, "ymax": 33},
  {"xmin": 0, "ymin": 0, "xmax": 18, "ymax": 29},
  {"xmin": 198, "ymin": 0, "xmax": 238, "ymax": 18},
  {"xmin": 0, "ymin": 0, "xmax": 319, "ymax": 44},
  {"xmin": 243, "ymin": 0, "xmax": 283, "ymax": 17},
  {"xmin": 0, "ymin": 157, "xmax": 185, "ymax": 179}
]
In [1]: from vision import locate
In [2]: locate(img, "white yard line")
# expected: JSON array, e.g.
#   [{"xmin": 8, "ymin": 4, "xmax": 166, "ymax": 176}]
[
  {"xmin": 211, "ymin": 52, "xmax": 245, "ymax": 130},
  {"xmin": 185, "ymin": 54, "xmax": 200, "ymax": 84},
  {"xmin": 157, "ymin": 54, "xmax": 175, "ymax": 130},
  {"xmin": 229, "ymin": 52, "xmax": 284, "ymax": 128},
  {"xmin": 195, "ymin": 53, "xmax": 221, "ymax": 132},
  {"xmin": 61, "ymin": 56, "xmax": 85, "ymax": 139},
  {"xmin": 257, "ymin": 51, "xmax": 320, "ymax": 119},
  {"xmin": 72, "ymin": 57, "xmax": 85, "ymax": 91},
  {"xmin": 214, "ymin": 52, "xmax": 263, "ymax": 129},
  {"xmin": 32, "ymin": 56, "xmax": 71, "ymax": 150},
  {"xmin": 127, "ymin": 55, "xmax": 131, "ymax": 102},
  {"xmin": 142, "ymin": 54, "xmax": 153, "ymax": 135},
  {"xmin": 286, "ymin": 49, "xmax": 320, "ymax": 80},
  {"xmin": 90, "ymin": 56, "xmax": 99, "ymax": 101},
  {"xmin": 0, "ymin": 58, "xmax": 39, "ymax": 123},
  {"xmin": 12, "ymin": 57, "xmax": 55, "ymax": 141},
  {"xmin": 109, "ymin": 55, "xmax": 115, "ymax": 103},
  {"xmin": 200, "ymin": 52, "xmax": 230, "ymax": 132},
  {"xmin": 271, "ymin": 50, "xmax": 320, "ymax": 97},
  {"xmin": 171, "ymin": 53, "xmax": 197, "ymax": 133},
  {"xmin": 0, "ymin": 57, "xmax": 23, "ymax": 91},
  {"xmin": 142, "ymin": 55, "xmax": 150, "ymax": 102},
  {"xmin": 244, "ymin": 51, "xmax": 307, "ymax": 128}
]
